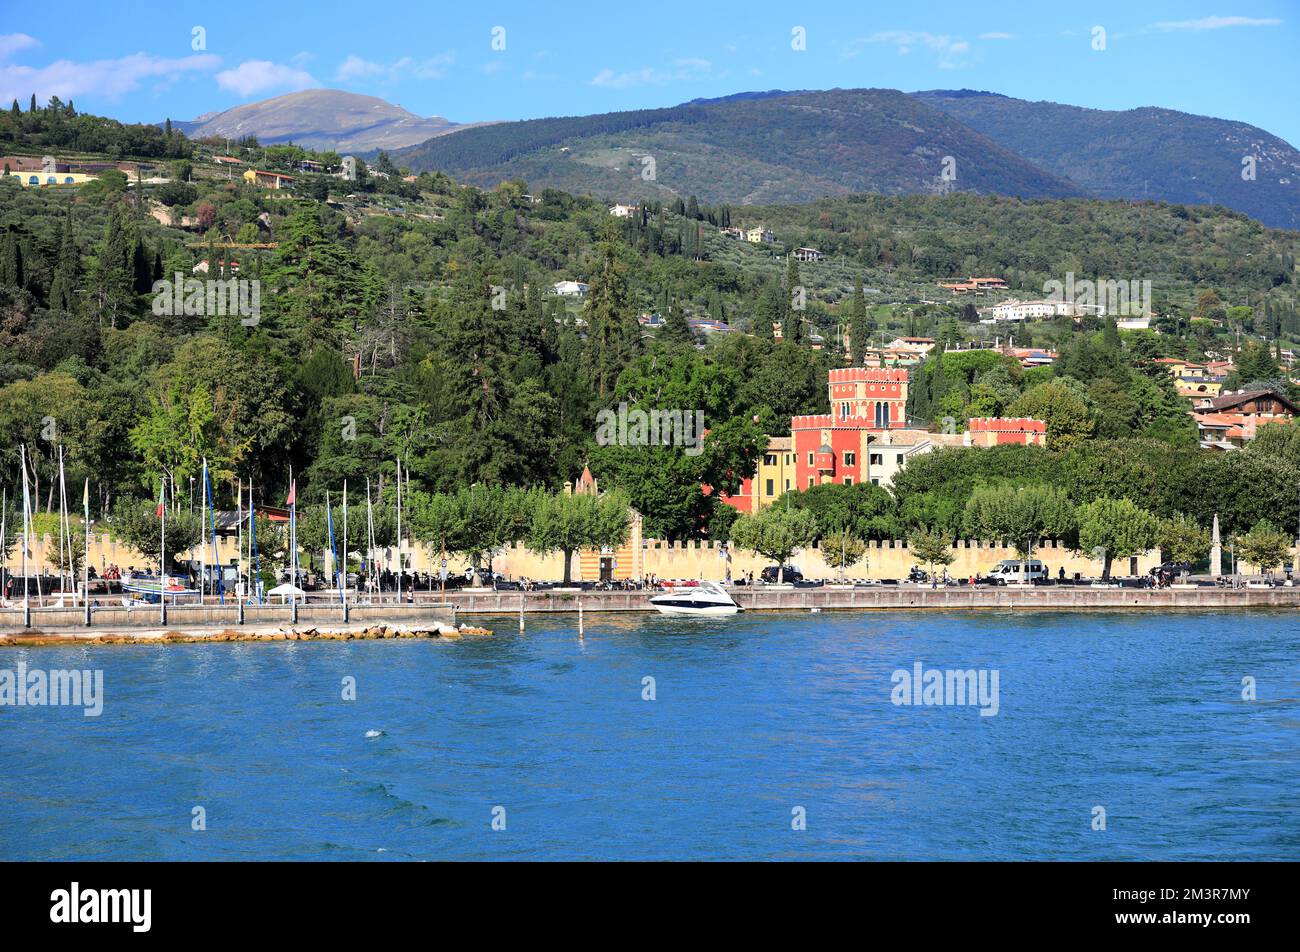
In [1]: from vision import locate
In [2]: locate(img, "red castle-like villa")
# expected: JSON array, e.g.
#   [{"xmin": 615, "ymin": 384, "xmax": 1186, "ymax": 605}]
[{"xmin": 715, "ymin": 366, "xmax": 1046, "ymax": 515}]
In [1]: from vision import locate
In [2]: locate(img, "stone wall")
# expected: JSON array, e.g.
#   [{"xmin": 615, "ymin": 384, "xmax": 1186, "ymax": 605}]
[
  {"xmin": 20, "ymin": 530, "xmax": 1279, "ymax": 584},
  {"xmin": 492, "ymin": 537, "xmax": 1163, "ymax": 582}
]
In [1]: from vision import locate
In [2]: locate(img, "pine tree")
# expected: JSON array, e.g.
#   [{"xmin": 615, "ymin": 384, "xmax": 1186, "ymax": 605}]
[
  {"xmin": 29, "ymin": 93, "xmax": 36, "ymax": 113},
  {"xmin": 90, "ymin": 206, "xmax": 135, "ymax": 330},
  {"xmin": 583, "ymin": 242, "xmax": 642, "ymax": 397},
  {"xmin": 445, "ymin": 260, "xmax": 512, "ymax": 429}
]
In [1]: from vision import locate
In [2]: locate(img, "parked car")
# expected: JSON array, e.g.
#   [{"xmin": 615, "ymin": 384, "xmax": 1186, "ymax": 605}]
[
  {"xmin": 1149, "ymin": 562, "xmax": 1193, "ymax": 578},
  {"xmin": 985, "ymin": 559, "xmax": 1049, "ymax": 585},
  {"xmin": 760, "ymin": 565, "xmax": 803, "ymax": 584}
]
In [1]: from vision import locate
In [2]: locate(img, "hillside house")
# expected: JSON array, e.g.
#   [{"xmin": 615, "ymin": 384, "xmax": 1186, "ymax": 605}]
[
  {"xmin": 1192, "ymin": 389, "xmax": 1298, "ymax": 450},
  {"xmin": 552, "ymin": 280, "xmax": 589, "ymax": 298},
  {"xmin": 242, "ymin": 169, "xmax": 294, "ymax": 189}
]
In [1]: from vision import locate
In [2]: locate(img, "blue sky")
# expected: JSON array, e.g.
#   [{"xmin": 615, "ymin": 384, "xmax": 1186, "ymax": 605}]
[{"xmin": 3, "ymin": 2, "xmax": 1297, "ymax": 145}]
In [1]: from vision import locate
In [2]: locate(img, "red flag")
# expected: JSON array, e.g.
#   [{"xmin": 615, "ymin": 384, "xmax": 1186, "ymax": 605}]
[
  {"xmin": 286, "ymin": 480, "xmax": 296, "ymax": 507},
  {"xmin": 156, "ymin": 482, "xmax": 165, "ymax": 518}
]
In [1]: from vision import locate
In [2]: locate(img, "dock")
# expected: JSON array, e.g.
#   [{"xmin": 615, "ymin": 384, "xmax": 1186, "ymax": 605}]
[{"xmin": 4, "ymin": 586, "xmax": 1297, "ymax": 645}]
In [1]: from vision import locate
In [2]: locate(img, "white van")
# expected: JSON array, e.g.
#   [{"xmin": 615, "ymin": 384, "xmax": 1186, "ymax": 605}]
[{"xmin": 987, "ymin": 559, "xmax": 1048, "ymax": 585}]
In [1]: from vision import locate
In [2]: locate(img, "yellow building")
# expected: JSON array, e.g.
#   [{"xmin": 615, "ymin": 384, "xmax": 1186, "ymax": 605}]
[
  {"xmin": 569, "ymin": 467, "xmax": 645, "ymax": 582},
  {"xmin": 242, "ymin": 169, "xmax": 295, "ymax": 189},
  {"xmin": 5, "ymin": 171, "xmax": 97, "ymax": 187},
  {"xmin": 715, "ymin": 436, "xmax": 796, "ymax": 515},
  {"xmin": 1176, "ymin": 378, "xmax": 1223, "ymax": 399}
]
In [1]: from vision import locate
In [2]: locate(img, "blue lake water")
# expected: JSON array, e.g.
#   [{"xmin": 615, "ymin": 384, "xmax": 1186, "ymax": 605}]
[{"xmin": 2, "ymin": 610, "xmax": 1298, "ymax": 860}]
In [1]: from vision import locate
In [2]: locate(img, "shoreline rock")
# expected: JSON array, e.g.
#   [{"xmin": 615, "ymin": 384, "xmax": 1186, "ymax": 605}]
[{"xmin": 0, "ymin": 623, "xmax": 492, "ymax": 647}]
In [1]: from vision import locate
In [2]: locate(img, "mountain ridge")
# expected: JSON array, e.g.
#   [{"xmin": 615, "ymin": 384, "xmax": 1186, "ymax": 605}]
[
  {"xmin": 383, "ymin": 86, "xmax": 1299, "ymax": 229},
  {"xmin": 388, "ymin": 87, "xmax": 1082, "ymax": 205},
  {"xmin": 171, "ymin": 89, "xmax": 468, "ymax": 153}
]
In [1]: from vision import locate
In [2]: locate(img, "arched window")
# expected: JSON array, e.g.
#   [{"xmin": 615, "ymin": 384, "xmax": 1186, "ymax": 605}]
[
  {"xmin": 46, "ymin": 175, "xmax": 57, "ymax": 184},
  {"xmin": 28, "ymin": 175, "xmax": 39, "ymax": 185},
  {"xmin": 65, "ymin": 176, "xmax": 75, "ymax": 184}
]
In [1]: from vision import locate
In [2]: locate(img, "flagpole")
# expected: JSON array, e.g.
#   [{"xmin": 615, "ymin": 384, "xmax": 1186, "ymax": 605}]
[
  {"xmin": 200, "ymin": 459, "xmax": 208, "ymax": 605},
  {"xmin": 327, "ymin": 491, "xmax": 343, "ymax": 607},
  {"xmin": 20, "ymin": 446, "xmax": 29, "ymax": 616},
  {"xmin": 62, "ymin": 454, "xmax": 73, "ymax": 606},
  {"xmin": 365, "ymin": 478, "xmax": 374, "ymax": 602},
  {"xmin": 205, "ymin": 460, "xmax": 223, "ymax": 604},
  {"xmin": 159, "ymin": 479, "xmax": 166, "ymax": 624},
  {"xmin": 287, "ymin": 468, "xmax": 297, "ymax": 614},
  {"xmin": 83, "ymin": 478, "xmax": 90, "ymax": 626},
  {"xmin": 237, "ymin": 477, "xmax": 243, "ymax": 602},
  {"xmin": 56, "ymin": 446, "xmax": 66, "ymax": 601},
  {"xmin": 251, "ymin": 478, "xmax": 261, "ymax": 605},
  {"xmin": 342, "ymin": 480, "xmax": 348, "ymax": 607},
  {"xmin": 395, "ymin": 460, "xmax": 400, "ymax": 606}
]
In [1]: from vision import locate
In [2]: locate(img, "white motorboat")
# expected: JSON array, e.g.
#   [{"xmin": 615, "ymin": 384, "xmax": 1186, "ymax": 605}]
[{"xmin": 648, "ymin": 580, "xmax": 742, "ymax": 616}]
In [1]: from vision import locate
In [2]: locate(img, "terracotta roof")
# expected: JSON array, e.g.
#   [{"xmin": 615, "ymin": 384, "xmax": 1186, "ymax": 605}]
[
  {"xmin": 1206, "ymin": 390, "xmax": 1299, "ymax": 413},
  {"xmin": 968, "ymin": 417, "xmax": 1047, "ymax": 432}
]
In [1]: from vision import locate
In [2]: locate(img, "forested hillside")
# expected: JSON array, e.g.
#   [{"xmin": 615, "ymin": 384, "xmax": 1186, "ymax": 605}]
[
  {"xmin": 390, "ymin": 88, "xmax": 1080, "ymax": 204},
  {"xmin": 915, "ymin": 89, "xmax": 1300, "ymax": 231},
  {"xmin": 2, "ymin": 100, "xmax": 1299, "ymax": 549}
]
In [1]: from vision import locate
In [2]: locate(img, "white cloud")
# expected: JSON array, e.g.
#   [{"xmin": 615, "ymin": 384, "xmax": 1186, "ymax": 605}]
[
  {"xmin": 590, "ymin": 58, "xmax": 712, "ymax": 89},
  {"xmin": 979, "ymin": 32, "xmax": 1015, "ymax": 40},
  {"xmin": 216, "ymin": 59, "xmax": 318, "ymax": 96},
  {"xmin": 334, "ymin": 53, "xmax": 454, "ymax": 83},
  {"xmin": 0, "ymin": 33, "xmax": 40, "ymax": 61},
  {"xmin": 1, "ymin": 50, "xmax": 220, "ymax": 104},
  {"xmin": 849, "ymin": 31, "xmax": 973, "ymax": 68},
  {"xmin": 1149, "ymin": 15, "xmax": 1282, "ymax": 32},
  {"xmin": 335, "ymin": 55, "xmax": 384, "ymax": 81}
]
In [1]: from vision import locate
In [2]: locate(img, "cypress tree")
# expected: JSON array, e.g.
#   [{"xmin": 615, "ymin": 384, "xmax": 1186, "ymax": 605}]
[
  {"xmin": 660, "ymin": 300, "xmax": 695, "ymax": 349},
  {"xmin": 848, "ymin": 274, "xmax": 872, "ymax": 364},
  {"xmin": 783, "ymin": 255, "xmax": 803, "ymax": 344},
  {"xmin": 49, "ymin": 204, "xmax": 81, "ymax": 313}
]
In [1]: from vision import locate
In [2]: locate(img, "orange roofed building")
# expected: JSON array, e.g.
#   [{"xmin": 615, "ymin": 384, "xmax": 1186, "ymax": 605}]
[
  {"xmin": 1192, "ymin": 389, "xmax": 1298, "ymax": 450},
  {"xmin": 967, "ymin": 417, "xmax": 1048, "ymax": 447}
]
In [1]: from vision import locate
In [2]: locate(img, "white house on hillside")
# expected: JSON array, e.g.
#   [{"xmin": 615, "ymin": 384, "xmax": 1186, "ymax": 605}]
[{"xmin": 552, "ymin": 280, "xmax": 589, "ymax": 298}]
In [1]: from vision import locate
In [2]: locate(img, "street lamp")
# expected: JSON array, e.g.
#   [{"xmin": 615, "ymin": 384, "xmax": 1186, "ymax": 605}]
[{"xmin": 189, "ymin": 476, "xmax": 195, "ymax": 514}]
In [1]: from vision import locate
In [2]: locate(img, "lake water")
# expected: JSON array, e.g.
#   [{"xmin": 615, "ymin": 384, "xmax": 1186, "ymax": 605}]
[{"xmin": 2, "ymin": 610, "xmax": 1298, "ymax": 860}]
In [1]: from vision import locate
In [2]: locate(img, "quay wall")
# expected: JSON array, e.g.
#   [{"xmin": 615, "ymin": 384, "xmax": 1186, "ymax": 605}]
[
  {"xmin": 0, "ymin": 601, "xmax": 456, "ymax": 632},
  {"xmin": 445, "ymin": 586, "xmax": 1300, "ymax": 613}
]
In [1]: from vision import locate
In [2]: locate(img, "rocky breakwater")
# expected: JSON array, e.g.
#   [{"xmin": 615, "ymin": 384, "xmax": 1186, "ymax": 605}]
[{"xmin": 0, "ymin": 622, "xmax": 493, "ymax": 647}]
